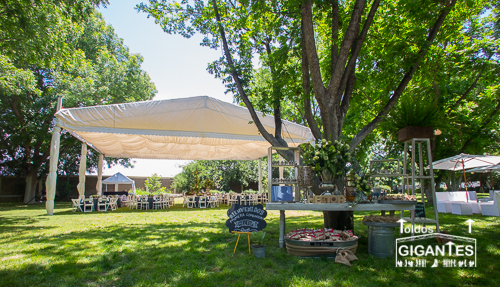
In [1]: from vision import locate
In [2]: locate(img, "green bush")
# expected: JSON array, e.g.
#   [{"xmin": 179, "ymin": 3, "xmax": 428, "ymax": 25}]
[
  {"xmin": 243, "ymin": 189, "xmax": 259, "ymax": 194},
  {"xmin": 145, "ymin": 173, "xmax": 166, "ymax": 194}
]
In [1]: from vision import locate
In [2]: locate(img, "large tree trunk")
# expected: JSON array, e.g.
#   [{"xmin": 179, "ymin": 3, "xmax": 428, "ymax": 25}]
[
  {"xmin": 324, "ymin": 211, "xmax": 354, "ymax": 231},
  {"xmin": 316, "ymin": 175, "xmax": 354, "ymax": 230},
  {"xmin": 327, "ymin": 176, "xmax": 353, "ymax": 230},
  {"xmin": 23, "ymin": 169, "xmax": 38, "ymax": 204},
  {"xmin": 423, "ymin": 178, "xmax": 433, "ymax": 205}
]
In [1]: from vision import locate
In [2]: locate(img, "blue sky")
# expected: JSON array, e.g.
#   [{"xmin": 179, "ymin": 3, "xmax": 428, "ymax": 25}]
[{"xmin": 96, "ymin": 0, "xmax": 233, "ymax": 177}]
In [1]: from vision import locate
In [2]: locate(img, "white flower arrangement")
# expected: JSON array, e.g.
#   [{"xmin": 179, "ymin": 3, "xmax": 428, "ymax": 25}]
[{"xmin": 302, "ymin": 139, "xmax": 352, "ymax": 177}]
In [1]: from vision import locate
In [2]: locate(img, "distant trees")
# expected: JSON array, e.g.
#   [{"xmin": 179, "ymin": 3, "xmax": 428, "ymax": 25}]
[
  {"xmin": 172, "ymin": 160, "xmax": 260, "ymax": 193},
  {"xmin": 0, "ymin": 1, "xmax": 157, "ymax": 203}
]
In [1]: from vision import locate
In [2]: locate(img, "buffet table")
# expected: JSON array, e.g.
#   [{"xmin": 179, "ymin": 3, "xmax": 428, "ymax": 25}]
[{"xmin": 266, "ymin": 202, "xmax": 416, "ymax": 248}]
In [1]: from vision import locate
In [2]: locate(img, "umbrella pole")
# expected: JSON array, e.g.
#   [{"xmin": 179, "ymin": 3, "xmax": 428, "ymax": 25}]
[
  {"xmin": 491, "ymin": 171, "xmax": 495, "ymax": 191},
  {"xmin": 462, "ymin": 160, "xmax": 469, "ymax": 202}
]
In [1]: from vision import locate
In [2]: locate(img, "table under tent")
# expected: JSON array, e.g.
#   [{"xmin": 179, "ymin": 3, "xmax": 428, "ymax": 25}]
[{"xmin": 44, "ymin": 96, "xmax": 314, "ymax": 214}]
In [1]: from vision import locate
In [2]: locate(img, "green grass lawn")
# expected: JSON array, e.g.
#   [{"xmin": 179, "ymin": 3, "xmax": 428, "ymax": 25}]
[{"xmin": 0, "ymin": 201, "xmax": 499, "ymax": 287}]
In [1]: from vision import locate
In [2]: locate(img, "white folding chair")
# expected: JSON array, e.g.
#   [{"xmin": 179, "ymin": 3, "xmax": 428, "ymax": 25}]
[
  {"xmin": 199, "ymin": 196, "xmax": 207, "ymax": 208},
  {"xmin": 83, "ymin": 198, "xmax": 94, "ymax": 212},
  {"xmin": 187, "ymin": 196, "xmax": 196, "ymax": 208},
  {"xmin": 140, "ymin": 195, "xmax": 149, "ymax": 210},
  {"xmin": 153, "ymin": 195, "xmax": 163, "ymax": 209},
  {"xmin": 107, "ymin": 197, "xmax": 118, "ymax": 211},
  {"xmin": 72, "ymin": 199, "xmax": 83, "ymax": 212},
  {"xmin": 97, "ymin": 197, "xmax": 108, "ymax": 211},
  {"xmin": 129, "ymin": 195, "xmax": 138, "ymax": 209}
]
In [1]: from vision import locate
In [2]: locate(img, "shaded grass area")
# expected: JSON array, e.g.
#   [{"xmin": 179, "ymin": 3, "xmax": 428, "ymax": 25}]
[{"xmin": 0, "ymin": 202, "xmax": 499, "ymax": 287}]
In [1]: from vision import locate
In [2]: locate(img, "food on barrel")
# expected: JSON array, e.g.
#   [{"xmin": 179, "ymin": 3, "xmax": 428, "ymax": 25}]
[
  {"xmin": 378, "ymin": 194, "xmax": 416, "ymax": 201},
  {"xmin": 286, "ymin": 228, "xmax": 358, "ymax": 242},
  {"xmin": 362, "ymin": 215, "xmax": 399, "ymax": 223}
]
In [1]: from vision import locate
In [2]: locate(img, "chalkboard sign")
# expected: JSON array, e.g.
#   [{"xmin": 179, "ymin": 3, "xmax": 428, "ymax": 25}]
[
  {"xmin": 415, "ymin": 202, "xmax": 426, "ymax": 218},
  {"xmin": 226, "ymin": 204, "xmax": 267, "ymax": 233}
]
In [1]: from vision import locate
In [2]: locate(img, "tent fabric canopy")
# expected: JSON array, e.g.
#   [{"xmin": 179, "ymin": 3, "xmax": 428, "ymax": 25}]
[
  {"xmin": 55, "ymin": 96, "xmax": 314, "ymax": 160},
  {"xmin": 102, "ymin": 172, "xmax": 136, "ymax": 192}
]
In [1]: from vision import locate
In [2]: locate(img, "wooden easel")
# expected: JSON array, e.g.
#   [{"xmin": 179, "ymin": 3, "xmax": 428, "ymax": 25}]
[{"xmin": 231, "ymin": 231, "xmax": 252, "ymax": 254}]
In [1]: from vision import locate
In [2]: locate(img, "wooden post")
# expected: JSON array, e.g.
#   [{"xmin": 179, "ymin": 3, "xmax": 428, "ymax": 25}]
[
  {"xmin": 77, "ymin": 143, "xmax": 87, "ymax": 198},
  {"xmin": 258, "ymin": 159, "xmax": 262, "ymax": 193},
  {"xmin": 96, "ymin": 154, "xmax": 103, "ymax": 196},
  {"xmin": 279, "ymin": 155, "xmax": 284, "ymax": 185},
  {"xmin": 279, "ymin": 210, "xmax": 286, "ymax": 248}
]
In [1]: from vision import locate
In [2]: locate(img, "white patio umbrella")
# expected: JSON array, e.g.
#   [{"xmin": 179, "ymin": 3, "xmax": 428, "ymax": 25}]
[
  {"xmin": 432, "ymin": 154, "xmax": 500, "ymax": 195},
  {"xmin": 466, "ymin": 164, "xmax": 500, "ymax": 190}
]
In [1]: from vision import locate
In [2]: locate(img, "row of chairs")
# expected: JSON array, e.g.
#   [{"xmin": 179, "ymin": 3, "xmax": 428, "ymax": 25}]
[
  {"xmin": 126, "ymin": 194, "xmax": 174, "ymax": 210},
  {"xmin": 181, "ymin": 193, "xmax": 269, "ymax": 207},
  {"xmin": 221, "ymin": 193, "xmax": 268, "ymax": 206},
  {"xmin": 71, "ymin": 196, "xmax": 119, "ymax": 212},
  {"xmin": 183, "ymin": 196, "xmax": 220, "ymax": 208}
]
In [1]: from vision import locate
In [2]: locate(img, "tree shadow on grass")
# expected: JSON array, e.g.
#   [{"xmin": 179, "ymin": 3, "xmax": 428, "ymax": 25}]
[{"xmin": 1, "ymin": 205, "xmax": 499, "ymax": 286}]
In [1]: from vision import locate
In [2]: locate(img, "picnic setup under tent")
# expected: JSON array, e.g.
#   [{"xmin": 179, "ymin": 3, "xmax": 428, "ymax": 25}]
[
  {"xmin": 102, "ymin": 172, "xmax": 136, "ymax": 193},
  {"xmin": 467, "ymin": 163, "xmax": 500, "ymax": 191},
  {"xmin": 44, "ymin": 96, "xmax": 314, "ymax": 215}
]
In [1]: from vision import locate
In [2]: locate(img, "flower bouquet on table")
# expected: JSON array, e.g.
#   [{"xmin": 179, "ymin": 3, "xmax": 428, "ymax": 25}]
[{"xmin": 302, "ymin": 139, "xmax": 352, "ymax": 182}]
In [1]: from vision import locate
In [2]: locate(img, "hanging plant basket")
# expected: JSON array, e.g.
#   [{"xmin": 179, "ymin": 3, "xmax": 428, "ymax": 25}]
[{"xmin": 397, "ymin": 126, "xmax": 434, "ymax": 142}]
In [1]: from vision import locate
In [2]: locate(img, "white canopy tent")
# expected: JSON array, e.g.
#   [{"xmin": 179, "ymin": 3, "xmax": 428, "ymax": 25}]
[
  {"xmin": 102, "ymin": 172, "xmax": 136, "ymax": 193},
  {"xmin": 45, "ymin": 96, "xmax": 314, "ymax": 214}
]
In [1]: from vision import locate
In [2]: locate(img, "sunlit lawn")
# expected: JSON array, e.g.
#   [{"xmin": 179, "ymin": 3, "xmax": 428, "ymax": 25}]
[{"xmin": 0, "ymin": 200, "xmax": 499, "ymax": 287}]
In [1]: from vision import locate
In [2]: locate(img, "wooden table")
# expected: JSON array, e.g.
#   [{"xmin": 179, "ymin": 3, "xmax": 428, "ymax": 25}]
[{"xmin": 266, "ymin": 202, "xmax": 416, "ymax": 248}]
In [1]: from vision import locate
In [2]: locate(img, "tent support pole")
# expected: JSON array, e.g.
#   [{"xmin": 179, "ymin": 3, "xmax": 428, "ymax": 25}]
[
  {"xmin": 258, "ymin": 159, "xmax": 262, "ymax": 193},
  {"xmin": 45, "ymin": 97, "xmax": 63, "ymax": 215},
  {"xmin": 77, "ymin": 143, "xmax": 87, "ymax": 198},
  {"xmin": 96, "ymin": 154, "xmax": 103, "ymax": 196},
  {"xmin": 45, "ymin": 126, "xmax": 61, "ymax": 215}
]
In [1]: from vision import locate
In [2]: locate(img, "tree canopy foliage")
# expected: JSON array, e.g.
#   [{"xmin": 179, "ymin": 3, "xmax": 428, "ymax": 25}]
[{"xmin": 0, "ymin": 1, "xmax": 157, "ymax": 203}]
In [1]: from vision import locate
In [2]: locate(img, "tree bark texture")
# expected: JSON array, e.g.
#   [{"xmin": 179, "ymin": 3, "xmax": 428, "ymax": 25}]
[
  {"xmin": 23, "ymin": 169, "xmax": 38, "ymax": 204},
  {"xmin": 323, "ymin": 211, "xmax": 354, "ymax": 231}
]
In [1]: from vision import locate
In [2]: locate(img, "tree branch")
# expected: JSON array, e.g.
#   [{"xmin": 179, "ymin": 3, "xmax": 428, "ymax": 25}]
[
  {"xmin": 337, "ymin": 0, "xmax": 380, "ymax": 98},
  {"xmin": 326, "ymin": 0, "xmax": 366, "ymax": 100},
  {"xmin": 459, "ymin": 100, "xmax": 500, "ymax": 153},
  {"xmin": 301, "ymin": 0, "xmax": 326, "ymax": 104},
  {"xmin": 350, "ymin": 0, "xmax": 457, "ymax": 150},
  {"xmin": 447, "ymin": 69, "xmax": 483, "ymax": 115},
  {"xmin": 211, "ymin": 0, "xmax": 285, "ymax": 147},
  {"xmin": 264, "ymin": 40, "xmax": 285, "ymax": 142},
  {"xmin": 330, "ymin": 0, "xmax": 339, "ymax": 76},
  {"xmin": 340, "ymin": 71, "xmax": 356, "ymax": 119},
  {"xmin": 10, "ymin": 96, "xmax": 25, "ymax": 126},
  {"xmin": 301, "ymin": 20, "xmax": 322, "ymax": 140}
]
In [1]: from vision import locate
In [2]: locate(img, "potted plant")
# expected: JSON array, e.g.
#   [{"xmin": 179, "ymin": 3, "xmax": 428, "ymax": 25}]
[
  {"xmin": 251, "ymin": 231, "xmax": 266, "ymax": 258},
  {"xmin": 383, "ymin": 94, "xmax": 442, "ymax": 142}
]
